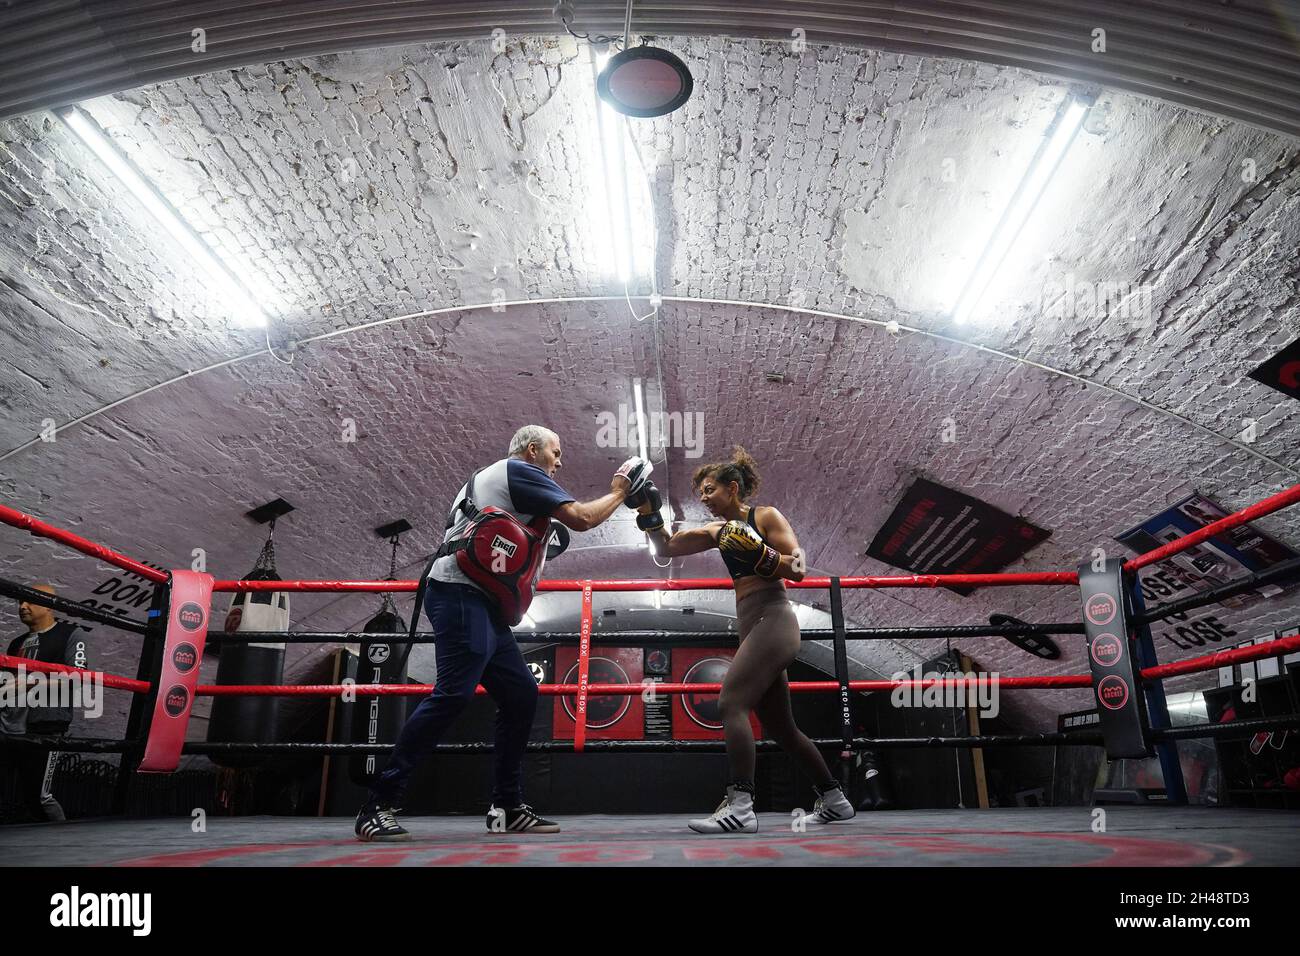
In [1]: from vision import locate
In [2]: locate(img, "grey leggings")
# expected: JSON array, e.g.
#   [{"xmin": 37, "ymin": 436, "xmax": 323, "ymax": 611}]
[{"xmin": 718, "ymin": 586, "xmax": 836, "ymax": 789}]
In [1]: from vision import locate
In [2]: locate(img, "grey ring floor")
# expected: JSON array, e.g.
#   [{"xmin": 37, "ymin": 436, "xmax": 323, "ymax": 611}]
[{"xmin": 2, "ymin": 808, "xmax": 1296, "ymax": 866}]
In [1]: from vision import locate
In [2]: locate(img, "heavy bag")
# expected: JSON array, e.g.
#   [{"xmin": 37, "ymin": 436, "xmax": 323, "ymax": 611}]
[
  {"xmin": 347, "ymin": 607, "xmax": 410, "ymax": 786},
  {"xmin": 207, "ymin": 567, "xmax": 288, "ymax": 768}
]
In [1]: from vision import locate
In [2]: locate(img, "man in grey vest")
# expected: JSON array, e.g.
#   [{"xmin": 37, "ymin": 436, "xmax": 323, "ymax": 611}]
[
  {"xmin": 2, "ymin": 585, "xmax": 89, "ymax": 823},
  {"xmin": 356, "ymin": 426, "xmax": 651, "ymax": 840}
]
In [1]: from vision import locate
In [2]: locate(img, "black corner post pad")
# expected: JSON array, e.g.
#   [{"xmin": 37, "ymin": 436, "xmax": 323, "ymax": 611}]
[
  {"xmin": 1077, "ymin": 558, "xmax": 1151, "ymax": 759},
  {"xmin": 828, "ymin": 577, "xmax": 854, "ymax": 787},
  {"xmin": 113, "ymin": 572, "xmax": 171, "ymax": 812}
]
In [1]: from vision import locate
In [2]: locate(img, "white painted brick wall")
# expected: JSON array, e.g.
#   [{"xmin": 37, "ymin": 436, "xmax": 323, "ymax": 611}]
[{"xmin": 1, "ymin": 35, "xmax": 1298, "ymax": 742}]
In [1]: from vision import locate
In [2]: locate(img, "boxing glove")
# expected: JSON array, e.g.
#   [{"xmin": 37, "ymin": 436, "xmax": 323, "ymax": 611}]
[{"xmin": 717, "ymin": 519, "xmax": 780, "ymax": 578}]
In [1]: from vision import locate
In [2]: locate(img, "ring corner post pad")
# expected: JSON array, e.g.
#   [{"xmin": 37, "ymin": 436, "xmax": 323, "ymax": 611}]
[
  {"xmin": 1076, "ymin": 558, "xmax": 1153, "ymax": 762},
  {"xmin": 137, "ymin": 569, "xmax": 214, "ymax": 774},
  {"xmin": 1124, "ymin": 569, "xmax": 1189, "ymax": 805}
]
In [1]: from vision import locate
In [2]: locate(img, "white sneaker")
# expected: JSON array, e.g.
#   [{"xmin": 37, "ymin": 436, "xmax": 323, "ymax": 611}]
[
  {"xmin": 688, "ymin": 786, "xmax": 758, "ymax": 834},
  {"xmin": 799, "ymin": 786, "xmax": 856, "ymax": 826}
]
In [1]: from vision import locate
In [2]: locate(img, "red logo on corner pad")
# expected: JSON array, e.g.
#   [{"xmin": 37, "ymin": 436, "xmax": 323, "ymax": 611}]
[
  {"xmin": 1090, "ymin": 633, "xmax": 1124, "ymax": 667},
  {"xmin": 1085, "ymin": 594, "xmax": 1117, "ymax": 626},
  {"xmin": 172, "ymin": 643, "xmax": 198, "ymax": 674},
  {"xmin": 177, "ymin": 602, "xmax": 206, "ymax": 632},
  {"xmin": 1097, "ymin": 675, "xmax": 1130, "ymax": 710},
  {"xmin": 164, "ymin": 685, "xmax": 190, "ymax": 717}
]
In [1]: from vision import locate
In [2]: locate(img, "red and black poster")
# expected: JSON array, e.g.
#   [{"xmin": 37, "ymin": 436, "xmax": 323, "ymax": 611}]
[
  {"xmin": 550, "ymin": 646, "xmax": 763, "ymax": 741},
  {"xmin": 552, "ymin": 646, "xmax": 643, "ymax": 740},
  {"xmin": 671, "ymin": 648, "xmax": 760, "ymax": 741},
  {"xmin": 866, "ymin": 477, "xmax": 1051, "ymax": 594},
  {"xmin": 1248, "ymin": 336, "xmax": 1300, "ymax": 401}
]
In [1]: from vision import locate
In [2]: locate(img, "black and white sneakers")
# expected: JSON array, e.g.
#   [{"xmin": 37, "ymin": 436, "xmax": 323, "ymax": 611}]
[
  {"xmin": 798, "ymin": 785, "xmax": 857, "ymax": 826},
  {"xmin": 486, "ymin": 803, "xmax": 562, "ymax": 833},
  {"xmin": 354, "ymin": 802, "xmax": 411, "ymax": 842},
  {"xmin": 688, "ymin": 785, "xmax": 759, "ymax": 834},
  {"xmin": 356, "ymin": 802, "xmax": 560, "ymax": 839}
]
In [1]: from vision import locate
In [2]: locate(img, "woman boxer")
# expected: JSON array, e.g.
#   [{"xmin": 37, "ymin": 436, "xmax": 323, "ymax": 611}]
[{"xmin": 627, "ymin": 446, "xmax": 855, "ymax": 833}]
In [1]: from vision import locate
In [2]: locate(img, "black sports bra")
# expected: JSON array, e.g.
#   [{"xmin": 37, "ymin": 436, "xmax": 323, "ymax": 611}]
[{"xmin": 719, "ymin": 507, "xmax": 771, "ymax": 580}]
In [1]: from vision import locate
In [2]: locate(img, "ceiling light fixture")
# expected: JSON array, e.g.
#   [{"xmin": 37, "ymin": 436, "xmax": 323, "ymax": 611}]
[
  {"xmin": 56, "ymin": 106, "xmax": 267, "ymax": 329},
  {"xmin": 569, "ymin": 0, "xmax": 692, "ymax": 119},
  {"xmin": 950, "ymin": 94, "xmax": 1092, "ymax": 325},
  {"xmin": 597, "ymin": 45, "xmax": 693, "ymax": 118}
]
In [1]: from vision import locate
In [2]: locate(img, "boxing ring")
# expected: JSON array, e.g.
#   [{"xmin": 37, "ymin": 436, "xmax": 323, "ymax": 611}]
[{"xmin": 3, "ymin": 485, "xmax": 1300, "ymax": 868}]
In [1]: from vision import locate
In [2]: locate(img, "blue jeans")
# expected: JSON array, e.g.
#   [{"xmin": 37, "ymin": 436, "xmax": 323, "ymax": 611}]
[{"xmin": 370, "ymin": 581, "xmax": 539, "ymax": 807}]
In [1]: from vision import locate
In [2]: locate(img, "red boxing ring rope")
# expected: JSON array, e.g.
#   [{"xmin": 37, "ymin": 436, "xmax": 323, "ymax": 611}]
[
  {"xmin": 8, "ymin": 631, "xmax": 1293, "ymax": 701},
  {"xmin": 0, "ymin": 503, "xmax": 168, "ymax": 585},
  {"xmin": 4, "ymin": 485, "xmax": 1300, "ymax": 723},
  {"xmin": 1141, "ymin": 632, "xmax": 1300, "ymax": 680},
  {"xmin": 1123, "ymin": 482, "xmax": 1300, "ymax": 572},
  {"xmin": 5, "ymin": 483, "xmax": 1298, "ymax": 597},
  {"xmin": 0, "ymin": 654, "xmax": 150, "ymax": 693},
  {"xmin": 205, "ymin": 571, "xmax": 1081, "ymax": 593},
  {"xmin": 187, "ymin": 675, "xmax": 1096, "ymax": 696}
]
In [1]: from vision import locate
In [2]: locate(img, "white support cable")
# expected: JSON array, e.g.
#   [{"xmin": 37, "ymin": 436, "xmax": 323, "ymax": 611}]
[{"xmin": 4, "ymin": 295, "xmax": 1293, "ymax": 481}]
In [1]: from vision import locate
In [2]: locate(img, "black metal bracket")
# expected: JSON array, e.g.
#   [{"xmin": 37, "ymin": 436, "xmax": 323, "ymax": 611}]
[
  {"xmin": 246, "ymin": 499, "xmax": 294, "ymax": 524},
  {"xmin": 375, "ymin": 518, "xmax": 412, "ymax": 539}
]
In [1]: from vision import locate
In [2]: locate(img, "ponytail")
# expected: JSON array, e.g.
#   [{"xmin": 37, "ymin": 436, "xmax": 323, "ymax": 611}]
[{"xmin": 692, "ymin": 445, "xmax": 762, "ymax": 501}]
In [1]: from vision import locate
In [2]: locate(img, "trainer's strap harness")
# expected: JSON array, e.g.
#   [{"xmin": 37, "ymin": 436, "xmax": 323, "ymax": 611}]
[{"xmin": 430, "ymin": 467, "xmax": 550, "ymax": 626}]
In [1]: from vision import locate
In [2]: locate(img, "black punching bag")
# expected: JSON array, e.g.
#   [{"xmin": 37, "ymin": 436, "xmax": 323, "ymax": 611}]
[
  {"xmin": 207, "ymin": 565, "xmax": 288, "ymax": 768},
  {"xmin": 348, "ymin": 607, "xmax": 411, "ymax": 786},
  {"xmin": 856, "ymin": 749, "xmax": 895, "ymax": 811}
]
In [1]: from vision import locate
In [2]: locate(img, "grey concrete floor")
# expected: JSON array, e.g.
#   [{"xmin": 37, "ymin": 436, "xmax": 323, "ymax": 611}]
[{"xmin": 1, "ymin": 807, "xmax": 1296, "ymax": 866}]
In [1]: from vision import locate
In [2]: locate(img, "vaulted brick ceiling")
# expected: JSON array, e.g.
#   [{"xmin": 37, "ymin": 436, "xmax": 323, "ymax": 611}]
[{"xmin": 3, "ymin": 23, "xmax": 1299, "ymax": 733}]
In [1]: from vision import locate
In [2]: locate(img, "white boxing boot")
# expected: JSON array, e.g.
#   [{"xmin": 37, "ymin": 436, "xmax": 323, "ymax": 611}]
[
  {"xmin": 798, "ymin": 783, "xmax": 857, "ymax": 826},
  {"xmin": 688, "ymin": 785, "xmax": 758, "ymax": 834}
]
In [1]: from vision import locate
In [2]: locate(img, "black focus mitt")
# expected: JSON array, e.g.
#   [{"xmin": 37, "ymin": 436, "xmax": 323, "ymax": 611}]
[{"xmin": 546, "ymin": 520, "xmax": 570, "ymax": 560}]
